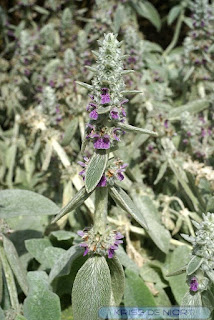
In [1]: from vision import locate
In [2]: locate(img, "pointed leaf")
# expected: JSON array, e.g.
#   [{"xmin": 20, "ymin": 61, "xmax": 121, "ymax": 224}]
[
  {"xmin": 166, "ymin": 245, "xmax": 191, "ymax": 304},
  {"xmin": 130, "ymin": 192, "xmax": 171, "ymax": 253},
  {"xmin": 49, "ymin": 245, "xmax": 84, "ymax": 283},
  {"xmin": 25, "ymin": 238, "xmax": 52, "ymax": 264},
  {"xmin": 115, "ymin": 246, "xmax": 139, "ymax": 274},
  {"xmin": 187, "ymin": 256, "xmax": 203, "ymax": 275},
  {"xmin": 166, "ymin": 265, "xmax": 187, "ymax": 277},
  {"xmin": 0, "ymin": 258, "xmax": 3, "ymax": 304},
  {"xmin": 72, "ymin": 256, "xmax": 111, "ymax": 320},
  {"xmin": 168, "ymin": 5, "xmax": 182, "ymax": 25},
  {"xmin": 61, "ymin": 117, "xmax": 79, "ymax": 146},
  {"xmin": 109, "ymin": 185, "xmax": 148, "ymax": 229},
  {"xmin": 124, "ymin": 269, "xmax": 156, "ymax": 306},
  {"xmin": 118, "ymin": 122, "xmax": 157, "ymax": 136},
  {"xmin": 0, "ymin": 307, "xmax": 5, "ymax": 320},
  {"xmin": 154, "ymin": 162, "xmax": 168, "ymax": 185},
  {"xmin": 181, "ymin": 291, "xmax": 202, "ymax": 306},
  {"xmin": 168, "ymin": 99, "xmax": 209, "ymax": 120},
  {"xmin": 3, "ymin": 235, "xmax": 28, "ymax": 295},
  {"xmin": 52, "ymin": 187, "xmax": 92, "ymax": 223},
  {"xmin": 85, "ymin": 152, "xmax": 108, "ymax": 193},
  {"xmin": 0, "ymin": 246, "xmax": 19, "ymax": 311},
  {"xmin": 137, "ymin": 1, "xmax": 161, "ymax": 31},
  {"xmin": 0, "ymin": 189, "xmax": 59, "ymax": 218},
  {"xmin": 107, "ymin": 256, "xmax": 125, "ymax": 305}
]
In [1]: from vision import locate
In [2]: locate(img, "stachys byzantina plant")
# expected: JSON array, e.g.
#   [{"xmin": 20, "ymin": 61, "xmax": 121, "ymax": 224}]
[
  {"xmin": 168, "ymin": 212, "xmax": 214, "ymax": 311},
  {"xmin": 51, "ymin": 33, "xmax": 157, "ymax": 320}
]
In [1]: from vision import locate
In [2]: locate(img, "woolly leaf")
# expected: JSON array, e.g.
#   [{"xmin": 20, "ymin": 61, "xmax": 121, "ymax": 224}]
[
  {"xmin": 187, "ymin": 256, "xmax": 203, "ymax": 275},
  {"xmin": 166, "ymin": 245, "xmax": 191, "ymax": 304},
  {"xmin": 0, "ymin": 189, "xmax": 59, "ymax": 218},
  {"xmin": 3, "ymin": 235, "xmax": 28, "ymax": 295},
  {"xmin": 167, "ymin": 5, "xmax": 182, "ymax": 25},
  {"xmin": 168, "ymin": 99, "xmax": 210, "ymax": 120},
  {"xmin": 124, "ymin": 269, "xmax": 156, "ymax": 306},
  {"xmin": 72, "ymin": 256, "xmax": 111, "ymax": 320},
  {"xmin": 52, "ymin": 187, "xmax": 92, "ymax": 223},
  {"xmin": 107, "ymin": 256, "xmax": 125, "ymax": 305},
  {"xmin": 61, "ymin": 117, "xmax": 79, "ymax": 146},
  {"xmin": 118, "ymin": 122, "xmax": 157, "ymax": 136},
  {"xmin": 23, "ymin": 271, "xmax": 61, "ymax": 320},
  {"xmin": 109, "ymin": 185, "xmax": 148, "ymax": 229},
  {"xmin": 137, "ymin": 1, "xmax": 161, "ymax": 31},
  {"xmin": 49, "ymin": 245, "xmax": 84, "ymax": 283},
  {"xmin": 131, "ymin": 193, "xmax": 171, "ymax": 253},
  {"xmin": 85, "ymin": 152, "xmax": 108, "ymax": 193}
]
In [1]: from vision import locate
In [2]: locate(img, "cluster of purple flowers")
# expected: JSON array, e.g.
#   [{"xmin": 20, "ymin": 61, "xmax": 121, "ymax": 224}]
[
  {"xmin": 85, "ymin": 88, "xmax": 127, "ymax": 150},
  {"xmin": 77, "ymin": 228, "xmax": 124, "ymax": 259},
  {"xmin": 78, "ymin": 158, "xmax": 128, "ymax": 187}
]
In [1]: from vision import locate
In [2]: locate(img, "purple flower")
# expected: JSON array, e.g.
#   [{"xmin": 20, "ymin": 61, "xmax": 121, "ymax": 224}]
[
  {"xmin": 112, "ymin": 128, "xmax": 123, "ymax": 141},
  {"xmin": 120, "ymin": 99, "xmax": 129, "ymax": 106},
  {"xmin": 56, "ymin": 106, "xmax": 60, "ymax": 114},
  {"xmin": 128, "ymin": 56, "xmax": 137, "ymax": 64},
  {"xmin": 97, "ymin": 175, "xmax": 107, "ymax": 187},
  {"xmin": 101, "ymin": 88, "xmax": 110, "ymax": 104},
  {"xmin": 201, "ymin": 128, "xmax": 206, "ymax": 137},
  {"xmin": 108, "ymin": 232, "xmax": 124, "ymax": 258},
  {"xmin": 187, "ymin": 131, "xmax": 192, "ymax": 137},
  {"xmin": 49, "ymin": 80, "xmax": 55, "ymax": 87},
  {"xmin": 108, "ymin": 247, "xmax": 115, "ymax": 258},
  {"xmin": 80, "ymin": 243, "xmax": 89, "ymax": 256},
  {"xmin": 56, "ymin": 116, "xmax": 62, "ymax": 123},
  {"xmin": 148, "ymin": 144, "xmax": 154, "ymax": 152},
  {"xmin": 116, "ymin": 163, "xmax": 128, "ymax": 181},
  {"xmin": 24, "ymin": 69, "xmax": 30, "ymax": 76},
  {"xmin": 78, "ymin": 157, "xmax": 90, "ymax": 180},
  {"xmin": 190, "ymin": 276, "xmax": 199, "ymax": 292},
  {"xmin": 110, "ymin": 108, "xmax": 119, "ymax": 120},
  {"xmin": 183, "ymin": 139, "xmax": 188, "ymax": 144},
  {"xmin": 93, "ymin": 134, "xmax": 110, "ymax": 149},
  {"xmin": 89, "ymin": 109, "xmax": 98, "ymax": 120},
  {"xmin": 77, "ymin": 230, "xmax": 85, "ymax": 237},
  {"xmin": 164, "ymin": 120, "xmax": 169, "ymax": 129}
]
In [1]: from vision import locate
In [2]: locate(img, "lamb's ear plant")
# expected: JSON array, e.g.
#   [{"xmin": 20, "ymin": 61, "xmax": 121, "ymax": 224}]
[
  {"xmin": 52, "ymin": 33, "xmax": 157, "ymax": 320},
  {"xmin": 167, "ymin": 212, "xmax": 214, "ymax": 313}
]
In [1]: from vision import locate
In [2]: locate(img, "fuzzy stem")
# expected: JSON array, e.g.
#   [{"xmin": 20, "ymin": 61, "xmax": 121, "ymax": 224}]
[
  {"xmin": 163, "ymin": 10, "xmax": 184, "ymax": 56},
  {"xmin": 94, "ymin": 187, "xmax": 108, "ymax": 233}
]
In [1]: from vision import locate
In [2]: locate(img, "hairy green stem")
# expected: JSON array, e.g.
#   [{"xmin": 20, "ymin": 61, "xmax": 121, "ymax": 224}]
[
  {"xmin": 163, "ymin": 10, "xmax": 184, "ymax": 56},
  {"xmin": 94, "ymin": 187, "xmax": 108, "ymax": 233}
]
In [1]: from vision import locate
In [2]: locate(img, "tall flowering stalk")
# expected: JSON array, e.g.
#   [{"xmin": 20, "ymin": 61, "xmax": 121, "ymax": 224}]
[
  {"xmin": 52, "ymin": 33, "xmax": 156, "ymax": 320},
  {"xmin": 182, "ymin": 0, "xmax": 214, "ymax": 83},
  {"xmin": 168, "ymin": 212, "xmax": 214, "ymax": 308}
]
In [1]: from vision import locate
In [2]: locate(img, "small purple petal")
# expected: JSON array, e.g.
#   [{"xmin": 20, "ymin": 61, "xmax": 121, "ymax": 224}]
[
  {"xmin": 115, "ymin": 232, "xmax": 124, "ymax": 239},
  {"xmin": 190, "ymin": 277, "xmax": 199, "ymax": 292},
  {"xmin": 110, "ymin": 108, "xmax": 119, "ymax": 120},
  {"xmin": 101, "ymin": 88, "xmax": 110, "ymax": 104},
  {"xmin": 94, "ymin": 135, "xmax": 110, "ymax": 149},
  {"xmin": 97, "ymin": 175, "xmax": 107, "ymax": 187},
  {"xmin": 89, "ymin": 109, "xmax": 98, "ymax": 120},
  {"xmin": 164, "ymin": 120, "xmax": 169, "ymax": 129},
  {"xmin": 78, "ymin": 161, "xmax": 86, "ymax": 167},
  {"xmin": 77, "ymin": 230, "xmax": 85, "ymax": 237},
  {"xmin": 117, "ymin": 172, "xmax": 124, "ymax": 181},
  {"xmin": 108, "ymin": 248, "xmax": 115, "ymax": 259}
]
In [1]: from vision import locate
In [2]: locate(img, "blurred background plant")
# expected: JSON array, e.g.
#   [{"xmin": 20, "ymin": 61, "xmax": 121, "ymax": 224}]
[{"xmin": 0, "ymin": 0, "xmax": 214, "ymax": 319}]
